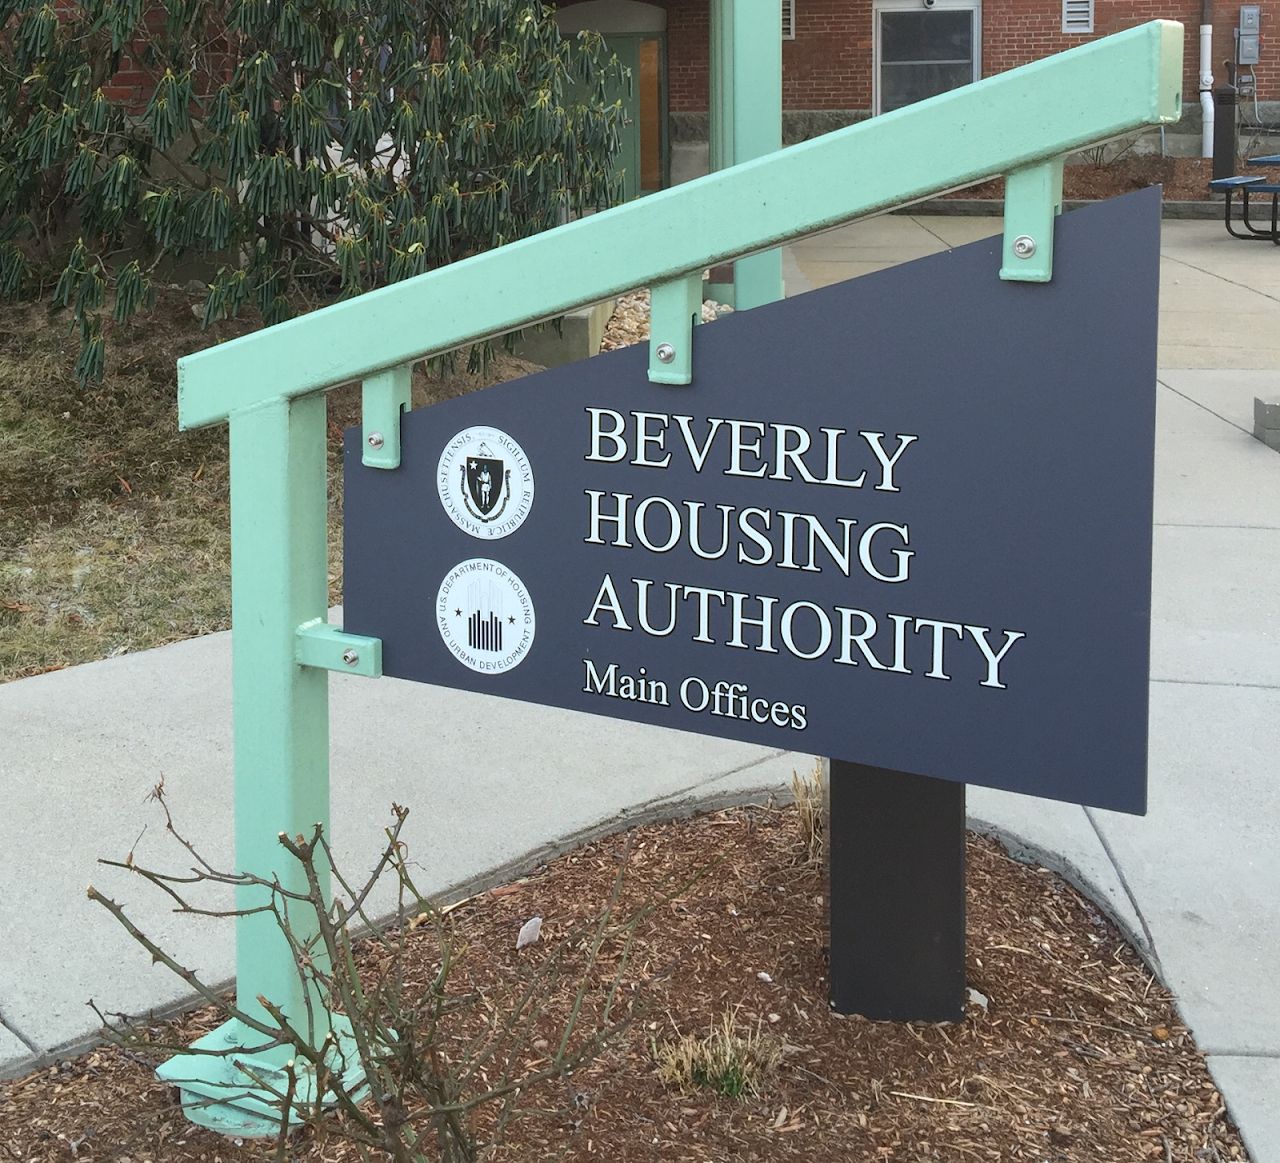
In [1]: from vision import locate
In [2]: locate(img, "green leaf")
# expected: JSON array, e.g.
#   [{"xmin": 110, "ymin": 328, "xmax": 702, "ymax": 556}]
[{"xmin": 0, "ymin": 0, "xmax": 624, "ymax": 378}]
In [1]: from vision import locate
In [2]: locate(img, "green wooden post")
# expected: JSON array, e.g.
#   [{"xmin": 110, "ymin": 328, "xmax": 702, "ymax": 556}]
[
  {"xmin": 706, "ymin": 0, "xmax": 736, "ymax": 305},
  {"xmin": 708, "ymin": 0, "xmax": 784, "ymax": 308},
  {"xmin": 708, "ymin": 0, "xmax": 734, "ymax": 176},
  {"xmin": 729, "ymin": 0, "xmax": 784, "ymax": 310},
  {"xmin": 227, "ymin": 396, "xmax": 331, "ymax": 1034},
  {"xmin": 1001, "ymin": 158, "xmax": 1067, "ymax": 282},
  {"xmin": 155, "ymin": 395, "xmax": 364, "ymax": 1133}
]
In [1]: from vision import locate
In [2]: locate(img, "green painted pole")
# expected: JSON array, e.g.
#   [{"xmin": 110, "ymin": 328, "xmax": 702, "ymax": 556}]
[
  {"xmin": 227, "ymin": 396, "xmax": 332, "ymax": 1035},
  {"xmin": 155, "ymin": 395, "xmax": 339, "ymax": 1133},
  {"xmin": 708, "ymin": 0, "xmax": 734, "ymax": 175},
  {"xmin": 706, "ymin": 0, "xmax": 736, "ymax": 305},
  {"xmin": 729, "ymin": 0, "xmax": 784, "ymax": 310}
]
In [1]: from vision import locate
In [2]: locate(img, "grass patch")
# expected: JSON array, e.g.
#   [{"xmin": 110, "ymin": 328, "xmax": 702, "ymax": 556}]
[
  {"xmin": 791, "ymin": 760, "xmax": 825, "ymax": 867},
  {"xmin": 654, "ymin": 1009, "xmax": 783, "ymax": 1099},
  {"xmin": 0, "ymin": 297, "xmax": 240, "ymax": 680},
  {"xmin": 0, "ymin": 295, "xmax": 543, "ymax": 682}
]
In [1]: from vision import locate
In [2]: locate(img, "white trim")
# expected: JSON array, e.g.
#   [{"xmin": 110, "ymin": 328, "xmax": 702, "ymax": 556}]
[
  {"xmin": 782, "ymin": 0, "xmax": 796, "ymax": 40},
  {"xmin": 1062, "ymin": 0, "xmax": 1094, "ymax": 35},
  {"xmin": 872, "ymin": 0, "xmax": 982, "ymax": 117}
]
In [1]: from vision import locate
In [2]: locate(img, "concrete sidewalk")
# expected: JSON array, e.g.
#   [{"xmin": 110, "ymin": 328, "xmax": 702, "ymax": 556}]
[{"xmin": 2, "ymin": 214, "xmax": 1279, "ymax": 1162}]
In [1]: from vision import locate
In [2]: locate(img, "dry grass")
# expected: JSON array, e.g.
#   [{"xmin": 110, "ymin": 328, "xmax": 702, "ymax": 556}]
[
  {"xmin": 0, "ymin": 284, "xmax": 669, "ymax": 684},
  {"xmin": 0, "ymin": 298, "xmax": 238, "ymax": 681},
  {"xmin": 791, "ymin": 760, "xmax": 825, "ymax": 867},
  {"xmin": 654, "ymin": 1009, "xmax": 783, "ymax": 1099},
  {"xmin": 0, "ymin": 298, "xmax": 542, "ymax": 683}
]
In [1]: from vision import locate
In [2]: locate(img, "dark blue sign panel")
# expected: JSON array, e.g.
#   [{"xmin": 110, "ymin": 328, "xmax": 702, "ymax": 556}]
[{"xmin": 345, "ymin": 189, "xmax": 1159, "ymax": 813}]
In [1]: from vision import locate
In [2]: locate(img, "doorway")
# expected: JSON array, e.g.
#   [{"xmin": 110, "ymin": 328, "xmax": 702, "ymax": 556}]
[{"xmin": 556, "ymin": 1, "xmax": 669, "ymax": 199}]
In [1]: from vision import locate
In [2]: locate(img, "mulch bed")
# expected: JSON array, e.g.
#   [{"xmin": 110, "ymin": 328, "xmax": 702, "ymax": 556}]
[
  {"xmin": 946, "ymin": 155, "xmax": 1215, "ymax": 203},
  {"xmin": 0, "ymin": 801, "xmax": 1248, "ymax": 1162}
]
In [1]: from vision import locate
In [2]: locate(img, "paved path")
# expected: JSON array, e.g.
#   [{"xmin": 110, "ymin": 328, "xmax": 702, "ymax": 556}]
[{"xmin": 2, "ymin": 215, "xmax": 1278, "ymax": 1162}]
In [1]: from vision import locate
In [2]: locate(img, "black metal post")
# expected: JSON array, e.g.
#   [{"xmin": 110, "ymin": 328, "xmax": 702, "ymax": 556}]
[
  {"xmin": 828, "ymin": 760, "xmax": 966, "ymax": 1021},
  {"xmin": 1213, "ymin": 80, "xmax": 1239, "ymax": 181}
]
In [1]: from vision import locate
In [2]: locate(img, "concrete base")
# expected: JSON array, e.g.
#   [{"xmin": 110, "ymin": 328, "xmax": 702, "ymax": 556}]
[
  {"xmin": 671, "ymin": 141, "xmax": 709, "ymax": 186},
  {"xmin": 156, "ymin": 1015, "xmax": 368, "ymax": 1136},
  {"xmin": 508, "ymin": 298, "xmax": 615, "ymax": 368},
  {"xmin": 1255, "ymin": 396, "xmax": 1280, "ymax": 451}
]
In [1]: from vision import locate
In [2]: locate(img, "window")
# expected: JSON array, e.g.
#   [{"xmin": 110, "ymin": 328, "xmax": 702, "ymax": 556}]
[
  {"xmin": 782, "ymin": 0, "xmax": 796, "ymax": 40},
  {"xmin": 873, "ymin": 0, "xmax": 981, "ymax": 115},
  {"xmin": 1062, "ymin": 0, "xmax": 1093, "ymax": 34}
]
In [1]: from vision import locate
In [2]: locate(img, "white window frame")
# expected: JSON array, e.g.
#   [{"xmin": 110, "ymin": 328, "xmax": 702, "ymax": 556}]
[
  {"xmin": 872, "ymin": 0, "xmax": 982, "ymax": 117},
  {"xmin": 782, "ymin": 0, "xmax": 796, "ymax": 40},
  {"xmin": 1062, "ymin": 0, "xmax": 1094, "ymax": 35}
]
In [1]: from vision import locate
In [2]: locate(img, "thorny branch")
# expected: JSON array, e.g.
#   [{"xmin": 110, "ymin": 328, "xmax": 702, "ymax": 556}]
[{"xmin": 88, "ymin": 786, "xmax": 669, "ymax": 1161}]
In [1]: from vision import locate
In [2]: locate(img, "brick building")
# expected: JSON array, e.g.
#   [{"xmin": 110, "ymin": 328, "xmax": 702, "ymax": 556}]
[
  {"xmin": 97, "ymin": 1, "xmax": 1280, "ymax": 194},
  {"xmin": 554, "ymin": 0, "xmax": 1280, "ymax": 187}
]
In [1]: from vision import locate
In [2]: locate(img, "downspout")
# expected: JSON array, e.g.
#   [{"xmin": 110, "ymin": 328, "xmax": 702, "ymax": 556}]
[{"xmin": 1200, "ymin": 0, "xmax": 1215, "ymax": 157}]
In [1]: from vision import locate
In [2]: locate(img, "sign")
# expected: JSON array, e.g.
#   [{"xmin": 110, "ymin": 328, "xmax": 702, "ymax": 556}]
[{"xmin": 345, "ymin": 189, "xmax": 1159, "ymax": 814}]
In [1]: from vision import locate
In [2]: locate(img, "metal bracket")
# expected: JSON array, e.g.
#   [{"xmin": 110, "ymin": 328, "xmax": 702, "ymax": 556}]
[
  {"xmin": 362, "ymin": 364, "xmax": 413, "ymax": 469},
  {"xmin": 648, "ymin": 273, "xmax": 703, "ymax": 385},
  {"xmin": 1000, "ymin": 158, "xmax": 1065, "ymax": 283},
  {"xmin": 295, "ymin": 620, "xmax": 382, "ymax": 677}
]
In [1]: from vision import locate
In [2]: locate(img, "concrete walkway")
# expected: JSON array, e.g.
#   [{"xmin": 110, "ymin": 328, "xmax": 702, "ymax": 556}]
[{"xmin": 2, "ymin": 214, "xmax": 1278, "ymax": 1162}]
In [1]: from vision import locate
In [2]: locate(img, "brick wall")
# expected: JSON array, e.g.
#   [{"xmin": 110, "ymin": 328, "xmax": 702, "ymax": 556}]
[
  {"xmin": 655, "ymin": 0, "xmax": 1279, "ymax": 111},
  {"xmin": 983, "ymin": 0, "xmax": 1279, "ymax": 106},
  {"xmin": 89, "ymin": 5, "xmax": 234, "ymax": 112},
  {"xmin": 784, "ymin": 0, "xmax": 875, "ymax": 109},
  {"xmin": 665, "ymin": 1, "xmax": 710, "ymax": 112},
  {"xmin": 659, "ymin": 0, "xmax": 876, "ymax": 111},
  {"xmin": 93, "ymin": 0, "xmax": 1280, "ymax": 116}
]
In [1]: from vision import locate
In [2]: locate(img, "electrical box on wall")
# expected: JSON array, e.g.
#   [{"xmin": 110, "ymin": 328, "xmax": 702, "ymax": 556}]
[{"xmin": 1237, "ymin": 4, "xmax": 1261, "ymax": 67}]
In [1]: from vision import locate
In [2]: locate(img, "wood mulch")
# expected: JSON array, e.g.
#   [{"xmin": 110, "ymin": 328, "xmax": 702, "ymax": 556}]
[
  {"xmin": 945, "ymin": 156, "xmax": 1215, "ymax": 203},
  {"xmin": 0, "ymin": 801, "xmax": 1249, "ymax": 1162}
]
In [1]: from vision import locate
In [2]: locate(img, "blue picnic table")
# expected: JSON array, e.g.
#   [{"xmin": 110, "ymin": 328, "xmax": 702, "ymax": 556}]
[{"xmin": 1209, "ymin": 154, "xmax": 1280, "ymax": 243}]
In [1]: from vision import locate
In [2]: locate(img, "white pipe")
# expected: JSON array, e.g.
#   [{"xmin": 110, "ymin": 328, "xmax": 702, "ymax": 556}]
[{"xmin": 1200, "ymin": 22, "xmax": 1214, "ymax": 157}]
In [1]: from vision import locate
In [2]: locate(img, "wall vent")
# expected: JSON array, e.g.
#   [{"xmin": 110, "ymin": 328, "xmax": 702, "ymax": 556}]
[{"xmin": 1063, "ymin": 0, "xmax": 1094, "ymax": 34}]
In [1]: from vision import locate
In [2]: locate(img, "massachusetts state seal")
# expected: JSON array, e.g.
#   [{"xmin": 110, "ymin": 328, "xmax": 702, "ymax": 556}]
[{"xmin": 437, "ymin": 426, "xmax": 534, "ymax": 539}]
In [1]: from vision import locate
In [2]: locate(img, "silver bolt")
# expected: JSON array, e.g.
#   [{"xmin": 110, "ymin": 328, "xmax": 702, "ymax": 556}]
[
  {"xmin": 367, "ymin": 431, "xmax": 385, "ymax": 449},
  {"xmin": 1012, "ymin": 235, "xmax": 1037, "ymax": 259},
  {"xmin": 655, "ymin": 342, "xmax": 676, "ymax": 364},
  {"xmin": 342, "ymin": 648, "xmax": 360, "ymax": 667}
]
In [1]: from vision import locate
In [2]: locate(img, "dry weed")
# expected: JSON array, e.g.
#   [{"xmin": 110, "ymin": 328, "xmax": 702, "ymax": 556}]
[
  {"xmin": 654, "ymin": 1009, "xmax": 782, "ymax": 1099},
  {"xmin": 791, "ymin": 760, "xmax": 825, "ymax": 866}
]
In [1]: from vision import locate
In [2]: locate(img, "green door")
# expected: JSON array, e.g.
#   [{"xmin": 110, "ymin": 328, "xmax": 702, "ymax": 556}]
[
  {"xmin": 555, "ymin": 1, "xmax": 668, "ymax": 201},
  {"xmin": 588, "ymin": 33, "xmax": 667, "ymax": 200}
]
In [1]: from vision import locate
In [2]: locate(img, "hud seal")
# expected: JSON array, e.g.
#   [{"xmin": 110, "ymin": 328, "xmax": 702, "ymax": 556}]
[
  {"xmin": 437, "ymin": 426, "xmax": 534, "ymax": 539},
  {"xmin": 436, "ymin": 558, "xmax": 536, "ymax": 673}
]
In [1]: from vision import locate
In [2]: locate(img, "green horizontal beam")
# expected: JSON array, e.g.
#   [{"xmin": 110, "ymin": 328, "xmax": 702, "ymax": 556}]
[{"xmin": 178, "ymin": 20, "xmax": 1182, "ymax": 430}]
